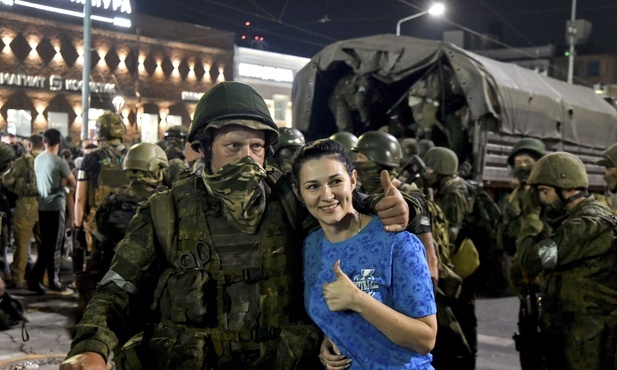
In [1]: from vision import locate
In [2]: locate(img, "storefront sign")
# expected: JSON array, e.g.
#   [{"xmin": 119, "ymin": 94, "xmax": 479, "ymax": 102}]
[
  {"xmin": 2, "ymin": 0, "xmax": 133, "ymax": 28},
  {"xmin": 0, "ymin": 73, "xmax": 45, "ymax": 88},
  {"xmin": 238, "ymin": 62, "xmax": 294, "ymax": 83},
  {"xmin": 0, "ymin": 72, "xmax": 116, "ymax": 94}
]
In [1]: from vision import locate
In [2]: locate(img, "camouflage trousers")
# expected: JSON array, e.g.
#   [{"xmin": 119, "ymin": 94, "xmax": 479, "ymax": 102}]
[
  {"xmin": 540, "ymin": 313, "xmax": 617, "ymax": 370},
  {"xmin": 9, "ymin": 197, "xmax": 39, "ymax": 284}
]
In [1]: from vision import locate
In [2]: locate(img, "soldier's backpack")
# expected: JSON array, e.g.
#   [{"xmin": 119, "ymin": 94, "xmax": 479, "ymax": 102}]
[
  {"xmin": 0, "ymin": 291, "xmax": 29, "ymax": 341},
  {"xmin": 91, "ymin": 146, "xmax": 129, "ymax": 210}
]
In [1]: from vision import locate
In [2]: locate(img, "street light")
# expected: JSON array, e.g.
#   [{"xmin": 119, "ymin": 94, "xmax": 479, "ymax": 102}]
[{"xmin": 396, "ymin": 3, "xmax": 445, "ymax": 36}]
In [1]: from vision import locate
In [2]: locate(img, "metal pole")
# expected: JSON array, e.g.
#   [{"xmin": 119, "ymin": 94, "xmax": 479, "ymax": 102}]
[
  {"xmin": 396, "ymin": 11, "xmax": 428, "ymax": 36},
  {"xmin": 567, "ymin": 0, "xmax": 577, "ymax": 84},
  {"xmin": 81, "ymin": 0, "xmax": 92, "ymax": 139}
]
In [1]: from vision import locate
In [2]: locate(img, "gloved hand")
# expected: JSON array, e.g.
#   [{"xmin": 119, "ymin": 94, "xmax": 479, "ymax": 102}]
[{"xmin": 73, "ymin": 225, "xmax": 87, "ymax": 251}]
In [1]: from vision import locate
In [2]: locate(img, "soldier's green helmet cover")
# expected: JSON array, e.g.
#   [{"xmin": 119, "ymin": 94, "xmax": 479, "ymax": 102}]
[
  {"xmin": 329, "ymin": 132, "xmax": 358, "ymax": 151},
  {"xmin": 598, "ymin": 142, "xmax": 617, "ymax": 168},
  {"xmin": 96, "ymin": 111, "xmax": 126, "ymax": 140},
  {"xmin": 507, "ymin": 137, "xmax": 548, "ymax": 167},
  {"xmin": 273, "ymin": 127, "xmax": 306, "ymax": 153},
  {"xmin": 188, "ymin": 82, "xmax": 279, "ymax": 153},
  {"xmin": 123, "ymin": 142, "xmax": 169, "ymax": 173},
  {"xmin": 351, "ymin": 131, "xmax": 402, "ymax": 168},
  {"xmin": 527, "ymin": 152, "xmax": 588, "ymax": 189},
  {"xmin": 424, "ymin": 147, "xmax": 459, "ymax": 176}
]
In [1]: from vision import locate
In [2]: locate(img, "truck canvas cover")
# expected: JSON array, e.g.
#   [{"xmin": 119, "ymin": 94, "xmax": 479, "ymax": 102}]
[{"xmin": 292, "ymin": 34, "xmax": 617, "ymax": 188}]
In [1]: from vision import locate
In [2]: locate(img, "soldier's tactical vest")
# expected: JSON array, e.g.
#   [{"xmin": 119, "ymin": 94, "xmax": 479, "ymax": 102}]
[
  {"xmin": 15, "ymin": 153, "xmax": 38, "ymax": 197},
  {"xmin": 146, "ymin": 174, "xmax": 305, "ymax": 369},
  {"xmin": 90, "ymin": 146, "xmax": 129, "ymax": 210}
]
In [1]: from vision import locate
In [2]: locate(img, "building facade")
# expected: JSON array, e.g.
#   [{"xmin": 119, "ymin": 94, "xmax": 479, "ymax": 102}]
[{"xmin": 0, "ymin": 4, "xmax": 234, "ymax": 144}]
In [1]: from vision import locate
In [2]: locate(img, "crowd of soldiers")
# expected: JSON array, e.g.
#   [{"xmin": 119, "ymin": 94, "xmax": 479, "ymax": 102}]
[{"xmin": 0, "ymin": 80, "xmax": 615, "ymax": 369}]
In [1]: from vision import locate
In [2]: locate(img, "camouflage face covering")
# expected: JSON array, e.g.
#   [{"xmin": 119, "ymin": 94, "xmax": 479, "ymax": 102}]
[
  {"xmin": 202, "ymin": 156, "xmax": 267, "ymax": 234},
  {"xmin": 354, "ymin": 161, "xmax": 383, "ymax": 195}
]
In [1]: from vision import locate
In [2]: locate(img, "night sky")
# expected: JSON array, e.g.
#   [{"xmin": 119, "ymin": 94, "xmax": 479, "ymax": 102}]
[{"xmin": 135, "ymin": 0, "xmax": 617, "ymax": 58}]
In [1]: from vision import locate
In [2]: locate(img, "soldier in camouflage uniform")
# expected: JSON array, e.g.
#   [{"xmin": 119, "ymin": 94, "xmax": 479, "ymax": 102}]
[
  {"xmin": 162, "ymin": 125, "xmax": 189, "ymax": 187},
  {"xmin": 61, "ymin": 82, "xmax": 412, "ymax": 370},
  {"xmin": 597, "ymin": 143, "xmax": 617, "ymax": 210},
  {"xmin": 75, "ymin": 143, "xmax": 168, "ymax": 318},
  {"xmin": 499, "ymin": 138, "xmax": 548, "ymax": 265},
  {"xmin": 268, "ymin": 127, "xmax": 305, "ymax": 177},
  {"xmin": 423, "ymin": 146, "xmax": 478, "ymax": 370},
  {"xmin": 73, "ymin": 112, "xmax": 128, "ymax": 274},
  {"xmin": 2, "ymin": 134, "xmax": 42, "ymax": 289},
  {"xmin": 514, "ymin": 152, "xmax": 617, "ymax": 370}
]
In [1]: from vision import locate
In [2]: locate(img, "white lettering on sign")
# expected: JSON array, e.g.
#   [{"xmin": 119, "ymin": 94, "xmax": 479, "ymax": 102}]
[
  {"xmin": 0, "ymin": 73, "xmax": 45, "ymax": 88},
  {"xmin": 238, "ymin": 63, "xmax": 294, "ymax": 83},
  {"xmin": 69, "ymin": 0, "xmax": 132, "ymax": 14},
  {"xmin": 181, "ymin": 91, "xmax": 204, "ymax": 102}
]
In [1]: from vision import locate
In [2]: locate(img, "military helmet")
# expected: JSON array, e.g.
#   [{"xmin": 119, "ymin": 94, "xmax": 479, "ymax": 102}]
[
  {"xmin": 598, "ymin": 142, "xmax": 617, "ymax": 168},
  {"xmin": 273, "ymin": 127, "xmax": 306, "ymax": 154},
  {"xmin": 400, "ymin": 138, "xmax": 418, "ymax": 159},
  {"xmin": 507, "ymin": 138, "xmax": 548, "ymax": 167},
  {"xmin": 164, "ymin": 125, "xmax": 189, "ymax": 141},
  {"xmin": 351, "ymin": 131, "xmax": 402, "ymax": 168},
  {"xmin": 96, "ymin": 111, "xmax": 126, "ymax": 140},
  {"xmin": 188, "ymin": 82, "xmax": 279, "ymax": 153},
  {"xmin": 417, "ymin": 139, "xmax": 435, "ymax": 159},
  {"xmin": 424, "ymin": 147, "xmax": 458, "ymax": 175},
  {"xmin": 527, "ymin": 152, "xmax": 588, "ymax": 189},
  {"xmin": 329, "ymin": 132, "xmax": 358, "ymax": 152},
  {"xmin": 123, "ymin": 142, "xmax": 169, "ymax": 174}
]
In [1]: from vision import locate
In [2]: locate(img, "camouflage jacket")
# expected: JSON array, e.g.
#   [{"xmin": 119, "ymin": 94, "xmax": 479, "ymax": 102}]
[
  {"xmin": 434, "ymin": 175, "xmax": 474, "ymax": 230},
  {"xmin": 517, "ymin": 196, "xmax": 617, "ymax": 318},
  {"xmin": 68, "ymin": 171, "xmax": 317, "ymax": 368},
  {"xmin": 498, "ymin": 186, "xmax": 526, "ymax": 255},
  {"xmin": 2, "ymin": 151, "xmax": 38, "ymax": 197},
  {"xmin": 163, "ymin": 157, "xmax": 189, "ymax": 188}
]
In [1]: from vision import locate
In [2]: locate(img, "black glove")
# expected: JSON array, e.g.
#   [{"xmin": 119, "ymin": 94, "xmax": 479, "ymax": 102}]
[{"xmin": 73, "ymin": 225, "xmax": 87, "ymax": 251}]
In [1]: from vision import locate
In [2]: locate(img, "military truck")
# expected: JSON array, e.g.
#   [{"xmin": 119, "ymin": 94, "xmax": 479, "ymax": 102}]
[{"xmin": 291, "ymin": 34, "xmax": 617, "ymax": 194}]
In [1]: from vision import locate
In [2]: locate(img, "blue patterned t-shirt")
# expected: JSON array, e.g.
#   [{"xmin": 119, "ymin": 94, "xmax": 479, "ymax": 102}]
[{"xmin": 303, "ymin": 216, "xmax": 436, "ymax": 370}]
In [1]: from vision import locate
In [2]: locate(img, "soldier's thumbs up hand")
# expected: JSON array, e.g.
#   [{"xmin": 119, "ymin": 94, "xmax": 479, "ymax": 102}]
[
  {"xmin": 322, "ymin": 260, "xmax": 359, "ymax": 312},
  {"xmin": 375, "ymin": 170, "xmax": 408, "ymax": 232}
]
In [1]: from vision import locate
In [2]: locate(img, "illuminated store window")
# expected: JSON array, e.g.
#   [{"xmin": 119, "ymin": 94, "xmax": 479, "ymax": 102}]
[
  {"xmin": 166, "ymin": 115, "xmax": 182, "ymax": 127},
  {"xmin": 48, "ymin": 112, "xmax": 69, "ymax": 137},
  {"xmin": 141, "ymin": 113, "xmax": 159, "ymax": 143},
  {"xmin": 7, "ymin": 109, "xmax": 32, "ymax": 137},
  {"xmin": 272, "ymin": 94, "xmax": 289, "ymax": 122}
]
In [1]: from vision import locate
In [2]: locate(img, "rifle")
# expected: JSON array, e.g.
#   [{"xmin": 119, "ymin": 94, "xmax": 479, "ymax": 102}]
[
  {"xmin": 398, "ymin": 154, "xmax": 427, "ymax": 185},
  {"xmin": 512, "ymin": 284, "xmax": 544, "ymax": 370}
]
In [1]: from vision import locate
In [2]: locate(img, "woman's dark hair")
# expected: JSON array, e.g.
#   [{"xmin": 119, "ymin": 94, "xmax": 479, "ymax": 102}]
[
  {"xmin": 291, "ymin": 138, "xmax": 354, "ymax": 185},
  {"xmin": 42, "ymin": 128, "xmax": 62, "ymax": 147}
]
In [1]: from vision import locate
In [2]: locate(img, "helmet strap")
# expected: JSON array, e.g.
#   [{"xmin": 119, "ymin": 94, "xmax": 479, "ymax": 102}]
[{"xmin": 563, "ymin": 188, "xmax": 589, "ymax": 204}]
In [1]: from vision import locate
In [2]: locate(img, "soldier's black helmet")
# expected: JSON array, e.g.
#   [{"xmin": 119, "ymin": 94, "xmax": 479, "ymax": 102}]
[
  {"xmin": 351, "ymin": 131, "xmax": 402, "ymax": 168},
  {"xmin": 528, "ymin": 152, "xmax": 588, "ymax": 189},
  {"xmin": 507, "ymin": 138, "xmax": 548, "ymax": 167},
  {"xmin": 164, "ymin": 125, "xmax": 189, "ymax": 141},
  {"xmin": 424, "ymin": 147, "xmax": 458, "ymax": 176},
  {"xmin": 96, "ymin": 111, "xmax": 126, "ymax": 140},
  {"xmin": 188, "ymin": 82, "xmax": 279, "ymax": 154},
  {"xmin": 273, "ymin": 127, "xmax": 306, "ymax": 154}
]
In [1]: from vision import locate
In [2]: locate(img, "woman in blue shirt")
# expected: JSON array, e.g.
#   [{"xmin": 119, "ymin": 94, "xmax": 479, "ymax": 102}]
[{"xmin": 291, "ymin": 139, "xmax": 437, "ymax": 370}]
